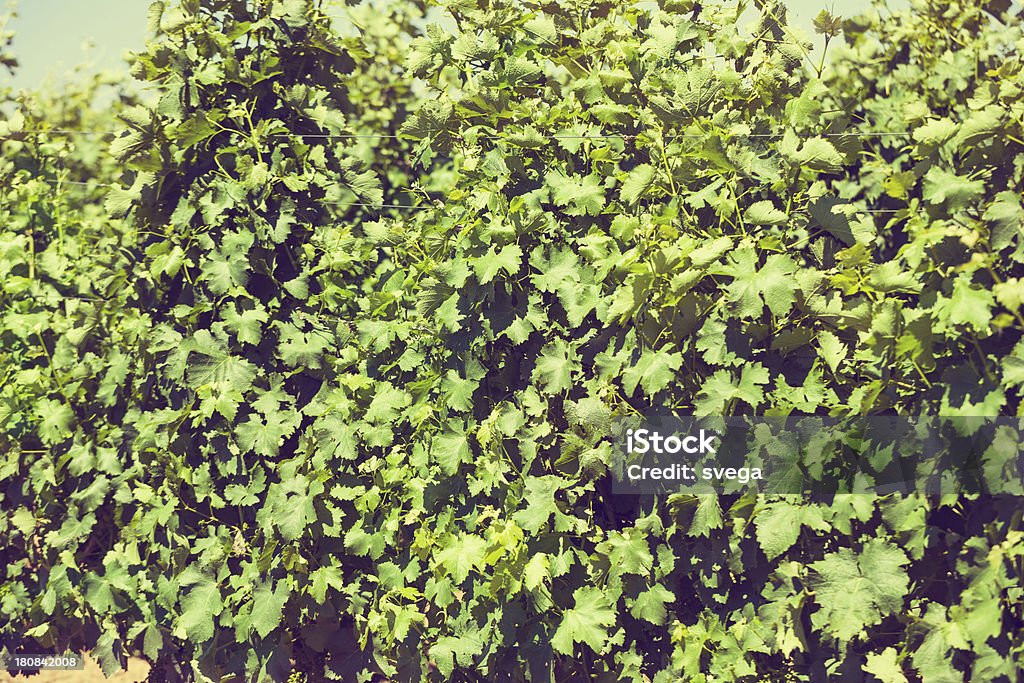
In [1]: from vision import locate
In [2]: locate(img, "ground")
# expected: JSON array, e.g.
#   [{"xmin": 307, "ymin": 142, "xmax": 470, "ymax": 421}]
[{"xmin": 0, "ymin": 656, "xmax": 149, "ymax": 683}]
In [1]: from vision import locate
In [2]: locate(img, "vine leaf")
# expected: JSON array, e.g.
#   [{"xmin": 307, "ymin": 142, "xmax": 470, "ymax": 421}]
[
  {"xmin": 435, "ymin": 533, "xmax": 488, "ymax": 583},
  {"xmin": 551, "ymin": 587, "xmax": 616, "ymax": 654},
  {"xmin": 809, "ymin": 540, "xmax": 909, "ymax": 643}
]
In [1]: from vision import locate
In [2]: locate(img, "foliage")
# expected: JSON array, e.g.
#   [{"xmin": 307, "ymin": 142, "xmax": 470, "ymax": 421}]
[{"xmin": 2, "ymin": 0, "xmax": 1024, "ymax": 681}]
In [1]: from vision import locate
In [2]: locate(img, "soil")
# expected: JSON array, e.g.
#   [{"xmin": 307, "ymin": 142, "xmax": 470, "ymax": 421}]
[{"xmin": 0, "ymin": 656, "xmax": 149, "ymax": 683}]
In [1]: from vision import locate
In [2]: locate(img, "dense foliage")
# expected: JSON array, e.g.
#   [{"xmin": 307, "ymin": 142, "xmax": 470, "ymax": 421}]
[{"xmin": 2, "ymin": 0, "xmax": 1024, "ymax": 681}]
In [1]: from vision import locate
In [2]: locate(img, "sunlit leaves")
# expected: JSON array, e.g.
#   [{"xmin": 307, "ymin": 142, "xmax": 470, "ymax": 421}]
[
  {"xmin": 721, "ymin": 247, "xmax": 799, "ymax": 318},
  {"xmin": 794, "ymin": 136, "xmax": 844, "ymax": 172},
  {"xmin": 817, "ymin": 330, "xmax": 847, "ymax": 372},
  {"xmin": 236, "ymin": 581, "xmax": 291, "ymax": 640},
  {"xmin": 473, "ymin": 243, "xmax": 523, "ymax": 284},
  {"xmin": 913, "ymin": 118, "xmax": 957, "ymax": 145},
  {"xmin": 513, "ymin": 475, "xmax": 571, "ymax": 533},
  {"xmin": 174, "ymin": 570, "xmax": 222, "ymax": 644},
  {"xmin": 35, "ymin": 399, "xmax": 74, "ymax": 444},
  {"xmin": 432, "ymin": 430, "xmax": 472, "ymax": 475},
  {"xmin": 694, "ymin": 364, "xmax": 769, "ymax": 414},
  {"xmin": 622, "ymin": 346, "xmax": 683, "ymax": 396},
  {"xmin": 235, "ymin": 411, "xmax": 301, "ymax": 457},
  {"xmin": 934, "ymin": 274, "xmax": 995, "ymax": 333},
  {"xmin": 104, "ymin": 172, "xmax": 154, "ymax": 218},
  {"xmin": 545, "ymin": 170, "xmax": 605, "ymax": 216},
  {"xmin": 743, "ymin": 200, "xmax": 787, "ymax": 226},
  {"xmin": 629, "ymin": 584, "xmax": 674, "ymax": 625},
  {"xmin": 551, "ymin": 587, "xmax": 616, "ymax": 654},
  {"xmin": 863, "ymin": 648, "xmax": 908, "ymax": 683},
  {"xmin": 435, "ymin": 533, "xmax": 488, "ymax": 583},
  {"xmin": 755, "ymin": 500, "xmax": 830, "ymax": 560},
  {"xmin": 620, "ymin": 164, "xmax": 658, "ymax": 204},
  {"xmin": 809, "ymin": 540, "xmax": 910, "ymax": 643},
  {"xmin": 984, "ymin": 191, "xmax": 1024, "ymax": 251},
  {"xmin": 532, "ymin": 339, "xmax": 580, "ymax": 394},
  {"xmin": 812, "ymin": 10, "xmax": 843, "ymax": 37},
  {"xmin": 922, "ymin": 168, "xmax": 985, "ymax": 210},
  {"xmin": 223, "ymin": 304, "xmax": 269, "ymax": 345}
]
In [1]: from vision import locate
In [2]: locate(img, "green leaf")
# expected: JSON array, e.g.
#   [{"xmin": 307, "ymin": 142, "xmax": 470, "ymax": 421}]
[
  {"xmin": 883, "ymin": 171, "xmax": 916, "ymax": 201},
  {"xmin": 523, "ymin": 553, "xmax": 549, "ymax": 590},
  {"xmin": 429, "ymin": 633, "xmax": 485, "ymax": 678},
  {"xmin": 689, "ymin": 236, "xmax": 733, "ymax": 267},
  {"xmin": 523, "ymin": 14, "xmax": 557, "ymax": 44},
  {"xmin": 689, "ymin": 495, "xmax": 723, "ymax": 537},
  {"xmin": 237, "ymin": 581, "xmax": 291, "ymax": 639},
  {"xmin": 344, "ymin": 520, "xmax": 374, "ymax": 556},
  {"xmin": 807, "ymin": 196, "xmax": 854, "ymax": 246},
  {"xmin": 104, "ymin": 172, "xmax": 154, "ymax": 217},
  {"xmin": 817, "ymin": 330, "xmax": 846, "ymax": 373},
  {"xmin": 546, "ymin": 170, "xmax": 605, "ymax": 216},
  {"xmin": 200, "ymin": 251, "xmax": 248, "ymax": 294},
  {"xmin": 277, "ymin": 324, "xmax": 330, "ymax": 368},
  {"xmin": 755, "ymin": 501, "xmax": 829, "ymax": 560},
  {"xmin": 474, "ymin": 243, "xmax": 523, "ymax": 284},
  {"xmin": 743, "ymin": 200, "xmax": 787, "ymax": 226},
  {"xmin": 722, "ymin": 246, "xmax": 799, "ymax": 317},
  {"xmin": 912, "ymin": 604, "xmax": 968, "ymax": 682},
  {"xmin": 186, "ymin": 350, "xmax": 258, "ymax": 392},
  {"xmin": 620, "ymin": 164, "xmax": 658, "ymax": 204},
  {"xmin": 809, "ymin": 539, "xmax": 910, "ymax": 643},
  {"xmin": 1002, "ymin": 341, "xmax": 1024, "ymax": 387},
  {"xmin": 175, "ymin": 570, "xmax": 222, "ymax": 644},
  {"xmin": 590, "ymin": 103, "xmax": 632, "ymax": 125},
  {"xmin": 551, "ymin": 587, "xmax": 616, "ymax": 654},
  {"xmin": 309, "ymin": 566, "xmax": 343, "ymax": 605},
  {"xmin": 532, "ymin": 339, "xmax": 580, "ymax": 394},
  {"xmin": 223, "ymin": 304, "xmax": 269, "ymax": 345},
  {"xmin": 433, "ymin": 431, "xmax": 471, "ymax": 475},
  {"xmin": 363, "ymin": 382, "xmax": 412, "ymax": 423},
  {"xmin": 599, "ymin": 529, "xmax": 654, "ymax": 576},
  {"xmin": 270, "ymin": 0, "xmax": 308, "ymax": 27},
  {"xmin": 622, "ymin": 346, "xmax": 683, "ymax": 396},
  {"xmin": 868, "ymin": 261, "xmax": 922, "ymax": 294},
  {"xmin": 795, "ymin": 137, "xmax": 844, "ymax": 172},
  {"xmin": 91, "ymin": 630, "xmax": 124, "ymax": 678},
  {"xmin": 236, "ymin": 412, "xmax": 300, "ymax": 457},
  {"xmin": 339, "ymin": 158, "xmax": 383, "ymax": 206},
  {"xmin": 434, "ymin": 293, "xmax": 465, "ymax": 331},
  {"xmin": 864, "ymin": 647, "xmax": 908, "ymax": 683},
  {"xmin": 440, "ymin": 370, "xmax": 479, "ymax": 412},
  {"xmin": 436, "ymin": 533, "xmax": 488, "ymax": 583},
  {"xmin": 812, "ymin": 10, "xmax": 843, "ymax": 37},
  {"xmin": 937, "ymin": 274, "xmax": 994, "ymax": 333},
  {"xmin": 142, "ymin": 624, "xmax": 162, "ymax": 662},
  {"xmin": 923, "ymin": 168, "xmax": 985, "ymax": 210},
  {"xmin": 629, "ymin": 584, "xmax": 674, "ymax": 625},
  {"xmin": 694, "ymin": 364, "xmax": 769, "ymax": 414},
  {"xmin": 912, "ymin": 118, "xmax": 957, "ymax": 145},
  {"xmin": 514, "ymin": 476, "xmax": 569, "ymax": 533},
  {"xmin": 83, "ymin": 572, "xmax": 117, "ymax": 614},
  {"xmin": 952, "ymin": 105, "xmax": 1003, "ymax": 147},
  {"xmin": 36, "ymin": 399, "xmax": 74, "ymax": 444},
  {"xmin": 984, "ymin": 191, "xmax": 1024, "ymax": 250},
  {"xmin": 531, "ymin": 247, "xmax": 579, "ymax": 293}
]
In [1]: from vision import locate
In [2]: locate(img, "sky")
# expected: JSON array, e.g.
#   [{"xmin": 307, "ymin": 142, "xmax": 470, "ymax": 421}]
[
  {"xmin": 2, "ymin": 0, "xmax": 891, "ymax": 93},
  {"xmin": 4, "ymin": 0, "xmax": 150, "ymax": 91}
]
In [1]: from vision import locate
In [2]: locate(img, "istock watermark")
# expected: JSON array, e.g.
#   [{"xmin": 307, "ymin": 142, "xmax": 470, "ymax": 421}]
[
  {"xmin": 610, "ymin": 415, "xmax": 1024, "ymax": 495},
  {"xmin": 625, "ymin": 428, "xmax": 717, "ymax": 455},
  {"xmin": 623, "ymin": 427, "xmax": 765, "ymax": 485}
]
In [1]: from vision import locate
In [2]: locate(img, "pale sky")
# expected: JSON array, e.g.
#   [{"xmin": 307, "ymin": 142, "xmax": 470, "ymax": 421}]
[
  {"xmin": 4, "ymin": 0, "xmax": 150, "ymax": 91},
  {"xmin": 2, "ymin": 0, "xmax": 891, "ymax": 93}
]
